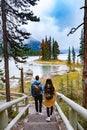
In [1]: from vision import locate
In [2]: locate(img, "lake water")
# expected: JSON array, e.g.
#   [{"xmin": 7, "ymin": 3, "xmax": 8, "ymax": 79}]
[
  {"xmin": 0, "ymin": 53, "xmax": 81, "ymax": 87},
  {"xmin": 1, "ymin": 53, "xmax": 80, "ymax": 79}
]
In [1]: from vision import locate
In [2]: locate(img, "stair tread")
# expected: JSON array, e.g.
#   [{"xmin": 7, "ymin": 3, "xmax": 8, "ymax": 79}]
[
  {"xmin": 25, "ymin": 121, "xmax": 57, "ymax": 124},
  {"xmin": 27, "ymin": 114, "xmax": 57, "ymax": 122},
  {"xmin": 24, "ymin": 122, "xmax": 59, "ymax": 130}
]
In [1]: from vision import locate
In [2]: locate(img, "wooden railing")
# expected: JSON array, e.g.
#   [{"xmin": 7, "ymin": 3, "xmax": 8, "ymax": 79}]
[
  {"xmin": 55, "ymin": 92, "xmax": 87, "ymax": 130},
  {"xmin": 0, "ymin": 91, "xmax": 87, "ymax": 130},
  {"xmin": 0, "ymin": 91, "xmax": 29, "ymax": 130}
]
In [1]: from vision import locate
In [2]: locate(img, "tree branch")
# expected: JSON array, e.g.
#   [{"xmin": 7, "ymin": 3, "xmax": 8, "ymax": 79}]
[{"xmin": 67, "ymin": 22, "xmax": 84, "ymax": 36}]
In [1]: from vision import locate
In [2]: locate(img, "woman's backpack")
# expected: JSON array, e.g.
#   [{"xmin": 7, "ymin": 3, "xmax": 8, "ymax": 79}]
[{"xmin": 45, "ymin": 88, "xmax": 53, "ymax": 100}]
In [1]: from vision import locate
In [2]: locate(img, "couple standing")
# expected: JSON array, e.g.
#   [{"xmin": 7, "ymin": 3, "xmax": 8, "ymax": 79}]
[{"xmin": 31, "ymin": 75, "xmax": 56, "ymax": 122}]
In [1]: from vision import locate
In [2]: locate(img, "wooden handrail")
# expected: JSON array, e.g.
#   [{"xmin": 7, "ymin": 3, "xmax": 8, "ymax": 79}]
[
  {"xmin": 4, "ymin": 104, "xmax": 30, "ymax": 130},
  {"xmin": 0, "ymin": 91, "xmax": 29, "ymax": 130},
  {"xmin": 55, "ymin": 92, "xmax": 87, "ymax": 130},
  {"xmin": 55, "ymin": 101, "xmax": 74, "ymax": 130},
  {"xmin": 57, "ymin": 92, "xmax": 87, "ymax": 120}
]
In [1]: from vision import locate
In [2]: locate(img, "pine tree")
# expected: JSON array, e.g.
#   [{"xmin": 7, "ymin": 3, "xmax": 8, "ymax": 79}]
[
  {"xmin": 48, "ymin": 36, "xmax": 52, "ymax": 59},
  {"xmin": 72, "ymin": 46, "xmax": 76, "ymax": 64},
  {"xmin": 41, "ymin": 39, "xmax": 45, "ymax": 60},
  {"xmin": 79, "ymin": 28, "xmax": 84, "ymax": 62},
  {"xmin": 67, "ymin": 46, "xmax": 71, "ymax": 64},
  {"xmin": 52, "ymin": 40, "xmax": 60, "ymax": 60},
  {"xmin": 1, "ymin": 0, "xmax": 40, "ymax": 101},
  {"xmin": 44, "ymin": 39, "xmax": 50, "ymax": 60},
  {"xmin": 41, "ymin": 36, "xmax": 51, "ymax": 60}
]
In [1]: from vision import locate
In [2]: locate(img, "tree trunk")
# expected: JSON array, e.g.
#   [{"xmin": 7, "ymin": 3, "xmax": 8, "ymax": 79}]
[
  {"xmin": 20, "ymin": 68, "xmax": 24, "ymax": 93},
  {"xmin": 83, "ymin": 0, "xmax": 87, "ymax": 108},
  {"xmin": 1, "ymin": 0, "xmax": 10, "ymax": 102}
]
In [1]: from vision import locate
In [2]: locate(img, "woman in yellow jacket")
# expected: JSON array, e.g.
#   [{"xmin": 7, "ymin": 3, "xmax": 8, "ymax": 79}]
[{"xmin": 44, "ymin": 78, "xmax": 56, "ymax": 122}]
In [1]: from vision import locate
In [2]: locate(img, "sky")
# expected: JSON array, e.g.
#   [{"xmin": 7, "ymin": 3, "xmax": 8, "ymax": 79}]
[{"xmin": 24, "ymin": 0, "xmax": 84, "ymax": 50}]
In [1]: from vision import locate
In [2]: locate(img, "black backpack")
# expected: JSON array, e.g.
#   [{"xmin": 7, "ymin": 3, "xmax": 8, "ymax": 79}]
[
  {"xmin": 45, "ymin": 88, "xmax": 53, "ymax": 100},
  {"xmin": 33, "ymin": 84, "xmax": 42, "ymax": 95}
]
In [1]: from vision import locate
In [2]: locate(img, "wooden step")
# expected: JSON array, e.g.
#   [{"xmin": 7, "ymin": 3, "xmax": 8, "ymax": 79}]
[
  {"xmin": 24, "ymin": 108, "xmax": 59, "ymax": 130},
  {"xmin": 24, "ymin": 121, "xmax": 59, "ymax": 130}
]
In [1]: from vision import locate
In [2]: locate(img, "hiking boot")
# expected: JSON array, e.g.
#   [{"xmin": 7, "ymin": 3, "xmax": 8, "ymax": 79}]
[{"xmin": 46, "ymin": 117, "xmax": 51, "ymax": 122}]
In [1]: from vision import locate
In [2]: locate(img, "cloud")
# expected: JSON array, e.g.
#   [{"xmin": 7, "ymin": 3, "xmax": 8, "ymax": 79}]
[
  {"xmin": 24, "ymin": 0, "xmax": 84, "ymax": 50},
  {"xmin": 30, "ymin": 0, "xmax": 55, "ymax": 16}
]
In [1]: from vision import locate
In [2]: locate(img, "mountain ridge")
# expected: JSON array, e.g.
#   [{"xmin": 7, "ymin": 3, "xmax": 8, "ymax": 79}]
[{"xmin": 24, "ymin": 36, "xmax": 41, "ymax": 51}]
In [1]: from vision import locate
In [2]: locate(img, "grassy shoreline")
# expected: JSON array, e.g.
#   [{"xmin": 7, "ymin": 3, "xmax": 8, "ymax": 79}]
[{"xmin": 34, "ymin": 59, "xmax": 67, "ymax": 65}]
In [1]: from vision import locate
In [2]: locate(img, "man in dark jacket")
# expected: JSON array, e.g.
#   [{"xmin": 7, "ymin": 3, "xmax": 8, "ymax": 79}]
[{"xmin": 31, "ymin": 75, "xmax": 44, "ymax": 115}]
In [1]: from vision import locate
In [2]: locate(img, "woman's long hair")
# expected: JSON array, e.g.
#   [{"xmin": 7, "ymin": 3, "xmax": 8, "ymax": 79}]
[{"xmin": 44, "ymin": 79, "xmax": 54, "ymax": 94}]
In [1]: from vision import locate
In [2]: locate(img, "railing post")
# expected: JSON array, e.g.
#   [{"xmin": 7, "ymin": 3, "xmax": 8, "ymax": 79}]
[
  {"xmin": 25, "ymin": 97, "xmax": 29, "ymax": 115},
  {"xmin": 69, "ymin": 107, "xmax": 77, "ymax": 130},
  {"xmin": 0, "ymin": 110, "xmax": 8, "ymax": 130},
  {"xmin": 15, "ymin": 103, "xmax": 19, "ymax": 112}
]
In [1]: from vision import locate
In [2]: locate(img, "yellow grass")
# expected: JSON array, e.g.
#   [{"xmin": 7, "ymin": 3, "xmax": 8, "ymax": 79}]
[{"xmin": 34, "ymin": 59, "xmax": 66, "ymax": 65}]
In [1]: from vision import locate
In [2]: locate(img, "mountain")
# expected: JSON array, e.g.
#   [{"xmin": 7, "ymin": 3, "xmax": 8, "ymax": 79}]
[{"xmin": 24, "ymin": 36, "xmax": 41, "ymax": 51}]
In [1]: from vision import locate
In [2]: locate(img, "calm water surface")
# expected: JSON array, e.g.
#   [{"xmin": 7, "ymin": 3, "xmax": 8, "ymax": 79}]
[
  {"xmin": 1, "ymin": 54, "xmax": 80, "ymax": 79},
  {"xmin": 8, "ymin": 55, "xmax": 69, "ymax": 78}
]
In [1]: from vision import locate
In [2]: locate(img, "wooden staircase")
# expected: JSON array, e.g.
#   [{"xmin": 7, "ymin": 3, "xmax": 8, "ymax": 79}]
[
  {"xmin": 23, "ymin": 104, "xmax": 66, "ymax": 130},
  {"xmin": 24, "ymin": 104, "xmax": 66, "ymax": 130},
  {"xmin": 11, "ymin": 103, "xmax": 67, "ymax": 130},
  {"xmin": 1, "ymin": 92, "xmax": 87, "ymax": 130}
]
